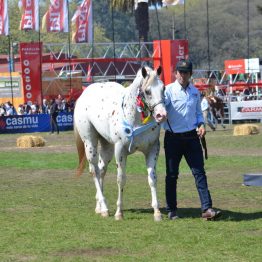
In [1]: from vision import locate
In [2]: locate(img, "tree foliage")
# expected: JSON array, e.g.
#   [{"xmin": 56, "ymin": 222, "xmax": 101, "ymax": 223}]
[{"xmin": 0, "ymin": 0, "xmax": 261, "ymax": 70}]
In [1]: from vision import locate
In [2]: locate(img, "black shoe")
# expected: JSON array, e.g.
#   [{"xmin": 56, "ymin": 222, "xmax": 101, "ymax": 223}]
[
  {"xmin": 202, "ymin": 208, "xmax": 222, "ymax": 220},
  {"xmin": 168, "ymin": 211, "xmax": 179, "ymax": 220}
]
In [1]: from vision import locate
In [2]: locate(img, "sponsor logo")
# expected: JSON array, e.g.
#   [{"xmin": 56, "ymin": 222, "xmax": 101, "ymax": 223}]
[{"xmin": 238, "ymin": 107, "xmax": 262, "ymax": 113}]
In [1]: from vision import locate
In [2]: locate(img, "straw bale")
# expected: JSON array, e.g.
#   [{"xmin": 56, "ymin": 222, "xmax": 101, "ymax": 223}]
[
  {"xmin": 16, "ymin": 135, "xmax": 46, "ymax": 148},
  {"xmin": 233, "ymin": 124, "xmax": 260, "ymax": 136}
]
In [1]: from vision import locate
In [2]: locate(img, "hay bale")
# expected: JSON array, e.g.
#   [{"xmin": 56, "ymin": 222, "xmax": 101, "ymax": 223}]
[
  {"xmin": 233, "ymin": 124, "xmax": 260, "ymax": 136},
  {"xmin": 17, "ymin": 135, "xmax": 46, "ymax": 148}
]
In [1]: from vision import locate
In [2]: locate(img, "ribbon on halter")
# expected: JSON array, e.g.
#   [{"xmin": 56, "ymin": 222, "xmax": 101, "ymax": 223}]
[{"xmin": 122, "ymin": 120, "xmax": 157, "ymax": 152}]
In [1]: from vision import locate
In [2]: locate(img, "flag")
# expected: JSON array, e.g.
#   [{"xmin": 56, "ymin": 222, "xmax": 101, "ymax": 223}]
[
  {"xmin": 0, "ymin": 0, "xmax": 9, "ymax": 36},
  {"xmin": 163, "ymin": 0, "xmax": 184, "ymax": 6},
  {"xmin": 71, "ymin": 0, "xmax": 93, "ymax": 43},
  {"xmin": 42, "ymin": 0, "xmax": 68, "ymax": 32},
  {"xmin": 18, "ymin": 0, "xmax": 39, "ymax": 31},
  {"xmin": 86, "ymin": 63, "xmax": 92, "ymax": 82}
]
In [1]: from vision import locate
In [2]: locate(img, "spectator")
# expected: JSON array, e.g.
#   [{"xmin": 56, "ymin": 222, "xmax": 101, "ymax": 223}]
[
  {"xmin": 31, "ymin": 101, "xmax": 40, "ymax": 114},
  {"xmin": 61, "ymin": 99, "xmax": 69, "ymax": 112},
  {"xmin": 41, "ymin": 99, "xmax": 49, "ymax": 114},
  {"xmin": 49, "ymin": 99, "xmax": 59, "ymax": 135},
  {"xmin": 17, "ymin": 104, "xmax": 24, "ymax": 115},
  {"xmin": 0, "ymin": 103, "xmax": 6, "ymax": 116},
  {"xmin": 24, "ymin": 102, "xmax": 32, "ymax": 114},
  {"xmin": 201, "ymin": 93, "xmax": 216, "ymax": 131}
]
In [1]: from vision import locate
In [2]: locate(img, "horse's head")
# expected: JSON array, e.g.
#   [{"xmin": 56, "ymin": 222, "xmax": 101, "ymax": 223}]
[{"xmin": 138, "ymin": 66, "xmax": 167, "ymax": 123}]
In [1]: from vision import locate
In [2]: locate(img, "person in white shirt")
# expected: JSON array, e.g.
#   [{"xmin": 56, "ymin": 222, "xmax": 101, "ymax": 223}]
[{"xmin": 201, "ymin": 93, "xmax": 216, "ymax": 131}]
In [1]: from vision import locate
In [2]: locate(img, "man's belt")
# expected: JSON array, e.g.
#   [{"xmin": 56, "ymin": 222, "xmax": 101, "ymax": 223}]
[{"xmin": 167, "ymin": 129, "xmax": 197, "ymax": 137}]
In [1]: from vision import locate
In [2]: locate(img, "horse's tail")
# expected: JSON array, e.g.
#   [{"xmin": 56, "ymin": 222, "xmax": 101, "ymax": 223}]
[{"xmin": 74, "ymin": 125, "xmax": 86, "ymax": 177}]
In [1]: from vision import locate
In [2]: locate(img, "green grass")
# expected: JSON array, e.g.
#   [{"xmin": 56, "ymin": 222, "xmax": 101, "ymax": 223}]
[{"xmin": 0, "ymin": 127, "xmax": 262, "ymax": 261}]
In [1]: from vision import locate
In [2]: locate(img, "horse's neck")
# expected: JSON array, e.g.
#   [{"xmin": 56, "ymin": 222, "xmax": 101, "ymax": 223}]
[{"xmin": 122, "ymin": 82, "xmax": 141, "ymax": 125}]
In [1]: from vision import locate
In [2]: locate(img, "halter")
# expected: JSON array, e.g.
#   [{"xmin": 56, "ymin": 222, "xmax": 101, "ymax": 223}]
[
  {"xmin": 138, "ymin": 72, "xmax": 165, "ymax": 114},
  {"xmin": 121, "ymin": 71, "xmax": 163, "ymax": 152}
]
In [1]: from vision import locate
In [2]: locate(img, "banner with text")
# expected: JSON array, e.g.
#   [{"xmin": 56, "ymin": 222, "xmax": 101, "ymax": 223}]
[
  {"xmin": 0, "ymin": 112, "xmax": 73, "ymax": 134},
  {"xmin": 230, "ymin": 100, "xmax": 262, "ymax": 120},
  {"xmin": 20, "ymin": 42, "xmax": 42, "ymax": 105}
]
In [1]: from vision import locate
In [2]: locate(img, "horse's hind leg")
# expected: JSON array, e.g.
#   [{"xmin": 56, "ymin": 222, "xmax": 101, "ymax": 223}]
[
  {"xmin": 81, "ymin": 127, "xmax": 109, "ymax": 217},
  {"xmin": 144, "ymin": 141, "xmax": 162, "ymax": 222},
  {"xmin": 95, "ymin": 138, "xmax": 114, "ymax": 214}
]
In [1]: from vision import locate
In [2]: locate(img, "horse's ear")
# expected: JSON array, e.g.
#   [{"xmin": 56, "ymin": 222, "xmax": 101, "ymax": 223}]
[
  {"xmin": 156, "ymin": 66, "xmax": 162, "ymax": 76},
  {"xmin": 141, "ymin": 67, "xmax": 147, "ymax": 78}
]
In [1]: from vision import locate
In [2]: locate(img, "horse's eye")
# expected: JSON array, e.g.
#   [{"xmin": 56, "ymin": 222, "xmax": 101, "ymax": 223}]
[{"xmin": 145, "ymin": 90, "xmax": 151, "ymax": 96}]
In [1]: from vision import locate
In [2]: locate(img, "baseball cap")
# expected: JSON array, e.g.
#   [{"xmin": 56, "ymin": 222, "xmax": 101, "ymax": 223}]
[{"xmin": 176, "ymin": 59, "xmax": 193, "ymax": 72}]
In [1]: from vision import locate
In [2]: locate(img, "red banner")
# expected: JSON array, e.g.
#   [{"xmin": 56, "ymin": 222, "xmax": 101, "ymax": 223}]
[
  {"xmin": 153, "ymin": 40, "xmax": 189, "ymax": 85},
  {"xmin": 71, "ymin": 0, "xmax": 92, "ymax": 43},
  {"xmin": 0, "ymin": 0, "xmax": 9, "ymax": 35},
  {"xmin": 18, "ymin": 0, "xmax": 39, "ymax": 31},
  {"xmin": 20, "ymin": 42, "xmax": 42, "ymax": 105},
  {"xmin": 42, "ymin": 0, "xmax": 68, "ymax": 32},
  {"xmin": 224, "ymin": 59, "xmax": 245, "ymax": 74}
]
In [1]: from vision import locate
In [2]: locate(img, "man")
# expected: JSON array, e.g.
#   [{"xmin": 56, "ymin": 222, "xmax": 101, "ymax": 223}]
[
  {"xmin": 201, "ymin": 93, "xmax": 216, "ymax": 131},
  {"xmin": 49, "ymin": 99, "xmax": 59, "ymax": 135},
  {"xmin": 162, "ymin": 59, "xmax": 221, "ymax": 220}
]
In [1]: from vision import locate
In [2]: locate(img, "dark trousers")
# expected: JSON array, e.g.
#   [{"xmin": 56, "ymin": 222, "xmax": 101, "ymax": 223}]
[
  {"xmin": 50, "ymin": 115, "xmax": 59, "ymax": 134},
  {"xmin": 164, "ymin": 130, "xmax": 212, "ymax": 212}
]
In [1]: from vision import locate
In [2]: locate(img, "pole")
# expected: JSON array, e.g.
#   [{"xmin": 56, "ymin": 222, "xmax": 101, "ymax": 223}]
[
  {"xmin": 66, "ymin": 0, "xmax": 72, "ymax": 95},
  {"xmin": 38, "ymin": 10, "xmax": 43, "ymax": 106},
  {"xmin": 172, "ymin": 11, "xmax": 175, "ymax": 40},
  {"xmin": 8, "ymin": 36, "xmax": 14, "ymax": 105},
  {"xmin": 206, "ymin": 0, "xmax": 210, "ymax": 73},
  {"xmin": 184, "ymin": 0, "xmax": 187, "ymax": 39}
]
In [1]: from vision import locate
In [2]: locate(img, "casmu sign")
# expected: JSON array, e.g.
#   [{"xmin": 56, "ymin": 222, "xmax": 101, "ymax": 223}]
[{"xmin": 225, "ymin": 58, "xmax": 260, "ymax": 74}]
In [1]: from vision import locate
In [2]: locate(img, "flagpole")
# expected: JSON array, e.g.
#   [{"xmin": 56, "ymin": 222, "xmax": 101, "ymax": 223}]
[
  {"xmin": 91, "ymin": 0, "xmax": 94, "ymax": 83},
  {"xmin": 8, "ymin": 36, "xmax": 14, "ymax": 105},
  {"xmin": 66, "ymin": 0, "xmax": 72, "ymax": 96},
  {"xmin": 111, "ymin": 3, "xmax": 117, "ymax": 81},
  {"xmin": 206, "ymin": 0, "xmax": 210, "ymax": 72},
  {"xmin": 38, "ymin": 1, "xmax": 43, "ymax": 106},
  {"xmin": 184, "ymin": 0, "xmax": 187, "ymax": 39}
]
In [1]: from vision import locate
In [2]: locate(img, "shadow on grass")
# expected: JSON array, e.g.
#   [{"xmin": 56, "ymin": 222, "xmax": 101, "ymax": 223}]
[{"xmin": 126, "ymin": 207, "xmax": 262, "ymax": 221}]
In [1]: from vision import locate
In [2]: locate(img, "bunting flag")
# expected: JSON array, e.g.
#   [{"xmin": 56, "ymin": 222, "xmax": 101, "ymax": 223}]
[
  {"xmin": 18, "ymin": 0, "xmax": 39, "ymax": 31},
  {"xmin": 0, "ymin": 0, "xmax": 9, "ymax": 36},
  {"xmin": 163, "ymin": 0, "xmax": 184, "ymax": 6},
  {"xmin": 71, "ymin": 0, "xmax": 93, "ymax": 43},
  {"xmin": 42, "ymin": 0, "xmax": 68, "ymax": 32}
]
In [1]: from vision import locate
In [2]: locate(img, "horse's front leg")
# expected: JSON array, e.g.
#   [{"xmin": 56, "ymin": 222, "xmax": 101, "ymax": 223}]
[
  {"xmin": 114, "ymin": 144, "xmax": 127, "ymax": 220},
  {"xmin": 144, "ymin": 141, "xmax": 162, "ymax": 222}
]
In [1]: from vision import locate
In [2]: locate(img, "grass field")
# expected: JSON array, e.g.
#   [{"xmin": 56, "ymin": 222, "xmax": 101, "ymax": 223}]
[{"xmin": 0, "ymin": 125, "xmax": 262, "ymax": 262}]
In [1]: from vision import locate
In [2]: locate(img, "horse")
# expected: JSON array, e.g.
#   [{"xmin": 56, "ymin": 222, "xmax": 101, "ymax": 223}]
[
  {"xmin": 206, "ymin": 95, "xmax": 226, "ymax": 129},
  {"xmin": 74, "ymin": 66, "xmax": 167, "ymax": 221}
]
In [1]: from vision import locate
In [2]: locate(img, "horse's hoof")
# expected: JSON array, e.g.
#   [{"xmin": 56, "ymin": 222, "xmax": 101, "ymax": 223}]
[
  {"xmin": 154, "ymin": 214, "xmax": 162, "ymax": 222},
  {"xmin": 95, "ymin": 208, "xmax": 101, "ymax": 214},
  {"xmin": 100, "ymin": 211, "xmax": 109, "ymax": 217},
  {"xmin": 115, "ymin": 213, "xmax": 123, "ymax": 221}
]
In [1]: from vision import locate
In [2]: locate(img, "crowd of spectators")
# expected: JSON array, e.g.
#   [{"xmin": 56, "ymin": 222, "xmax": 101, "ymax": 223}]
[
  {"xmin": 0, "ymin": 95, "xmax": 76, "ymax": 117},
  {"xmin": 208, "ymin": 86, "xmax": 262, "ymax": 102}
]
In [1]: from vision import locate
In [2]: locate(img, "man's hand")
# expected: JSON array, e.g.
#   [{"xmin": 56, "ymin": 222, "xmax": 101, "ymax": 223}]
[{"xmin": 197, "ymin": 124, "xmax": 206, "ymax": 138}]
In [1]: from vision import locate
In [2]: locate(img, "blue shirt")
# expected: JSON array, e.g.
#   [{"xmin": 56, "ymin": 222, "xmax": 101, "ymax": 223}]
[{"xmin": 162, "ymin": 80, "xmax": 204, "ymax": 133}]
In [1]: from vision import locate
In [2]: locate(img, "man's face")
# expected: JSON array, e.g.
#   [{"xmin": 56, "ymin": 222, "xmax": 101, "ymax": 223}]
[{"xmin": 175, "ymin": 70, "xmax": 192, "ymax": 87}]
